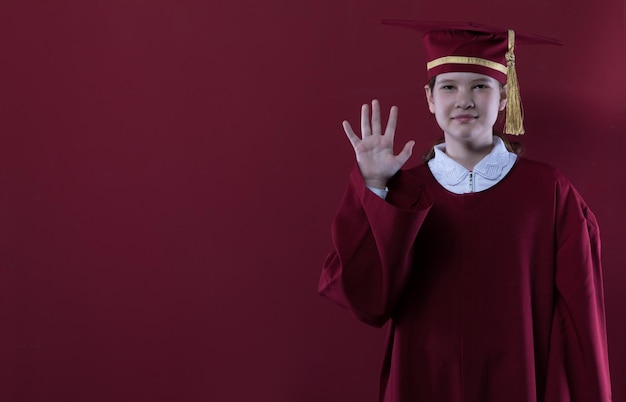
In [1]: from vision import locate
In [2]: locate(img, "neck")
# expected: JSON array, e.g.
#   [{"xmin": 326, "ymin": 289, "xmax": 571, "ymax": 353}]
[{"xmin": 443, "ymin": 134, "xmax": 495, "ymax": 170}]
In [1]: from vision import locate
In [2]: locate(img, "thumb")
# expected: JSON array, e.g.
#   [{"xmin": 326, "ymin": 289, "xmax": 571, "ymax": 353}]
[{"xmin": 398, "ymin": 140, "xmax": 415, "ymax": 164}]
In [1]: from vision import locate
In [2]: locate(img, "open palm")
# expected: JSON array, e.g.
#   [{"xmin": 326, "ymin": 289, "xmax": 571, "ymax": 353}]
[{"xmin": 343, "ymin": 100, "xmax": 415, "ymax": 189}]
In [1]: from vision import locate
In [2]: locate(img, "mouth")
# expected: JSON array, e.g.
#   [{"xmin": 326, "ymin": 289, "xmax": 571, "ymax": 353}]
[{"xmin": 452, "ymin": 114, "xmax": 478, "ymax": 123}]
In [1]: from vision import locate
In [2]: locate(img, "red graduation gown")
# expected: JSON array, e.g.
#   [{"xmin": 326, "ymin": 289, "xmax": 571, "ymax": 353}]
[{"xmin": 319, "ymin": 158, "xmax": 611, "ymax": 402}]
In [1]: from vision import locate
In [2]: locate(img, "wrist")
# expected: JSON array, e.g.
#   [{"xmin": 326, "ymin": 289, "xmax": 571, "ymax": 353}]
[{"xmin": 364, "ymin": 179, "xmax": 388, "ymax": 190}]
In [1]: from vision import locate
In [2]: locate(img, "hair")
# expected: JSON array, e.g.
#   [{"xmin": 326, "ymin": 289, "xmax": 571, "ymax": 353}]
[{"xmin": 422, "ymin": 76, "xmax": 523, "ymax": 163}]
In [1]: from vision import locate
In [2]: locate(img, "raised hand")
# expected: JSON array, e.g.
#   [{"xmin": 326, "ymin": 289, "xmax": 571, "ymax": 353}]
[{"xmin": 343, "ymin": 99, "xmax": 415, "ymax": 189}]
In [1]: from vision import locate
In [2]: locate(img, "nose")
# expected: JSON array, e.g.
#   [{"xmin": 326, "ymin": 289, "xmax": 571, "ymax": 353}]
[{"xmin": 455, "ymin": 89, "xmax": 474, "ymax": 109}]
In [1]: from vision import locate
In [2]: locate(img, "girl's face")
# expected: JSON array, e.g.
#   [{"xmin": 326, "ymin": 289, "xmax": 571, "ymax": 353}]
[{"xmin": 425, "ymin": 72, "xmax": 507, "ymax": 144}]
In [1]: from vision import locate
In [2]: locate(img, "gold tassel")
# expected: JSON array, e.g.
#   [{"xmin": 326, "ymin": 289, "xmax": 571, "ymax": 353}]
[{"xmin": 504, "ymin": 29, "xmax": 525, "ymax": 135}]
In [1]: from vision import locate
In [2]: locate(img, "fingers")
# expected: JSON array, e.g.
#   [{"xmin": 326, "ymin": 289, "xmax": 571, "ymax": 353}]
[
  {"xmin": 397, "ymin": 140, "xmax": 415, "ymax": 165},
  {"xmin": 342, "ymin": 120, "xmax": 360, "ymax": 149},
  {"xmin": 399, "ymin": 140, "xmax": 415, "ymax": 160},
  {"xmin": 371, "ymin": 100, "xmax": 382, "ymax": 136},
  {"xmin": 361, "ymin": 100, "xmax": 396, "ymax": 137},
  {"xmin": 360, "ymin": 103, "xmax": 371, "ymax": 137},
  {"xmin": 384, "ymin": 105, "xmax": 398, "ymax": 138},
  {"xmin": 348, "ymin": 100, "xmax": 399, "ymax": 148}
]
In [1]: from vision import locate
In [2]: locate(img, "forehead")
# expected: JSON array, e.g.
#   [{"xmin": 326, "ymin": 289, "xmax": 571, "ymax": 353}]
[{"xmin": 435, "ymin": 72, "xmax": 499, "ymax": 84}]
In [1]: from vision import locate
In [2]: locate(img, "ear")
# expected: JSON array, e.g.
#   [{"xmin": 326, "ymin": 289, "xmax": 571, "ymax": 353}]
[
  {"xmin": 499, "ymin": 84, "xmax": 508, "ymax": 111},
  {"xmin": 424, "ymin": 85, "xmax": 435, "ymax": 114}
]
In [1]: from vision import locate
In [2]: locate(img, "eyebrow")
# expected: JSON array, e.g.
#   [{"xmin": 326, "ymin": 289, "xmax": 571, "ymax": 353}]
[{"xmin": 471, "ymin": 78, "xmax": 492, "ymax": 83}]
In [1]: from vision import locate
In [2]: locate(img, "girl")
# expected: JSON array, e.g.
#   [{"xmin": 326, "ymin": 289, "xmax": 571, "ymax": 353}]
[{"xmin": 319, "ymin": 21, "xmax": 612, "ymax": 402}]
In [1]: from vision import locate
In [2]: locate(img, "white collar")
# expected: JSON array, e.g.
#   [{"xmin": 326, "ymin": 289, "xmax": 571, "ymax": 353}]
[{"xmin": 430, "ymin": 136, "xmax": 514, "ymax": 186}]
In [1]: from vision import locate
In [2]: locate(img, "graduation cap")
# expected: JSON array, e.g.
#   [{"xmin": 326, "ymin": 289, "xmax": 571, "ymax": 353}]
[{"xmin": 382, "ymin": 20, "xmax": 562, "ymax": 135}]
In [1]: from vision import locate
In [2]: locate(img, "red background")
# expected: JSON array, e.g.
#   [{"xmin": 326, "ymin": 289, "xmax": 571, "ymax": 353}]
[{"xmin": 1, "ymin": 1, "xmax": 624, "ymax": 401}]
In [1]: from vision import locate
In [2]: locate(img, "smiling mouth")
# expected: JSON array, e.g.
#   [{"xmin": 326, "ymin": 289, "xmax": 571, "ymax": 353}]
[{"xmin": 452, "ymin": 115, "xmax": 477, "ymax": 122}]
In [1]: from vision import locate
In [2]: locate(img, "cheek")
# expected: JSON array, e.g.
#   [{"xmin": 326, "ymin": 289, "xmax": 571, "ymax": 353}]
[
  {"xmin": 430, "ymin": 97, "xmax": 451, "ymax": 115},
  {"xmin": 484, "ymin": 96, "xmax": 504, "ymax": 114}
]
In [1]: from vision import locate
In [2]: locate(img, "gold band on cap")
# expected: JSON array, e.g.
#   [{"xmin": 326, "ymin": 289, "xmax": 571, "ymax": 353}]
[{"xmin": 426, "ymin": 56, "xmax": 508, "ymax": 75}]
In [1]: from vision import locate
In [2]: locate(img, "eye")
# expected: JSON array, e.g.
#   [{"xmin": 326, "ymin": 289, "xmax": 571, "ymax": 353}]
[
  {"xmin": 439, "ymin": 85, "xmax": 455, "ymax": 91},
  {"xmin": 473, "ymin": 84, "xmax": 490, "ymax": 90}
]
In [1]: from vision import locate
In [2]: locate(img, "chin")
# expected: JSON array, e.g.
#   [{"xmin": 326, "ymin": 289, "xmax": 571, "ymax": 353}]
[
  {"xmin": 445, "ymin": 129, "xmax": 493, "ymax": 144},
  {"xmin": 447, "ymin": 129, "xmax": 481, "ymax": 139}
]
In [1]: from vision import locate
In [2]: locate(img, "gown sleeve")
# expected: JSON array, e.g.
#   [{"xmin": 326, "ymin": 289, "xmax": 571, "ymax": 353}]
[
  {"xmin": 318, "ymin": 166, "xmax": 432, "ymax": 327},
  {"xmin": 546, "ymin": 173, "xmax": 612, "ymax": 401}
]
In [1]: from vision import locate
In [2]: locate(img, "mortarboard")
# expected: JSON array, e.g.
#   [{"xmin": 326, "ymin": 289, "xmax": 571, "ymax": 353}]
[{"xmin": 382, "ymin": 20, "xmax": 562, "ymax": 135}]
